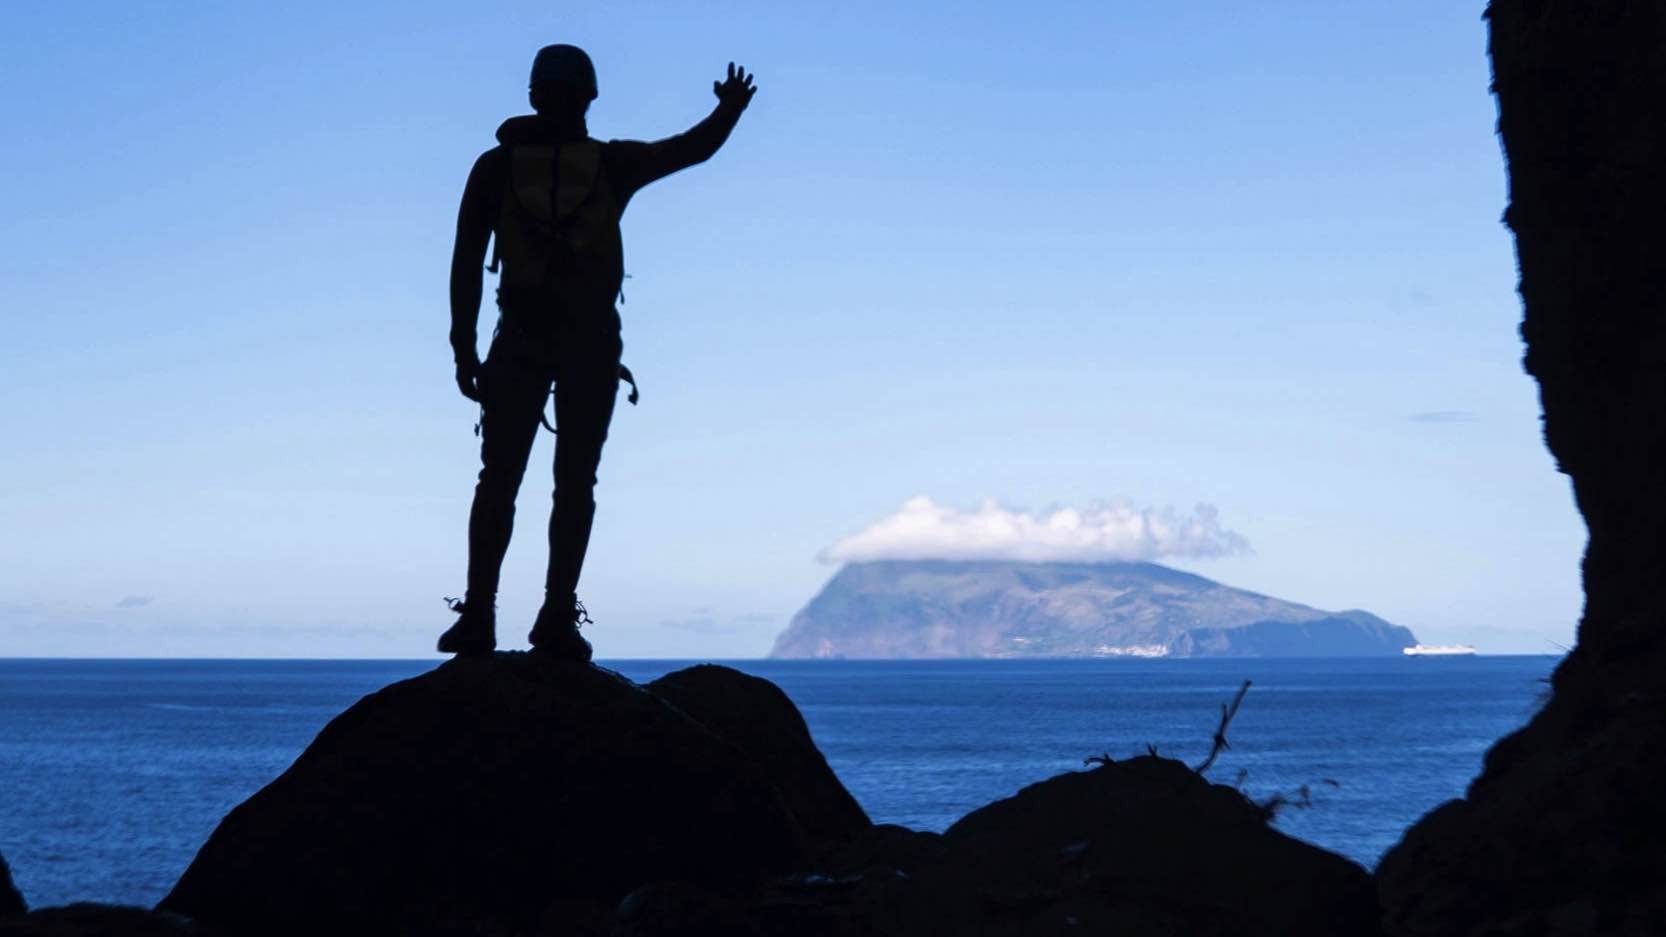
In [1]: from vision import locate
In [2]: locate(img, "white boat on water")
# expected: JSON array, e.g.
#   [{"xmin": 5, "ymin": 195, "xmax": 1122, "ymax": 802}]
[{"xmin": 1403, "ymin": 644, "xmax": 1478, "ymax": 656}]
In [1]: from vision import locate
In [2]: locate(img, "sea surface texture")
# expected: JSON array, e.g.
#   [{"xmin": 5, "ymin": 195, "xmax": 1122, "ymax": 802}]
[{"xmin": 0, "ymin": 656, "xmax": 1554, "ymax": 909}]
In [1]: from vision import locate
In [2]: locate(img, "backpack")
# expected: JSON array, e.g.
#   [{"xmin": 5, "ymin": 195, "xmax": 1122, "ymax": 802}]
[
  {"xmin": 489, "ymin": 140, "xmax": 624, "ymax": 318},
  {"xmin": 483, "ymin": 141, "xmax": 639, "ymax": 432}
]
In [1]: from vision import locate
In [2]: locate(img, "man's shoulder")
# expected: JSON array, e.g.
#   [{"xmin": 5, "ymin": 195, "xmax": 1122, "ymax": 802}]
[
  {"xmin": 600, "ymin": 138, "xmax": 651, "ymax": 160},
  {"xmin": 465, "ymin": 145, "xmax": 510, "ymax": 193},
  {"xmin": 598, "ymin": 138, "xmax": 652, "ymax": 181}
]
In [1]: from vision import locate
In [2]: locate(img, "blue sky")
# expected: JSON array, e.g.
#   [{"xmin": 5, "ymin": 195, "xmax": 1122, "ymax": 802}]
[{"xmin": 0, "ymin": 1, "xmax": 1583, "ymax": 657}]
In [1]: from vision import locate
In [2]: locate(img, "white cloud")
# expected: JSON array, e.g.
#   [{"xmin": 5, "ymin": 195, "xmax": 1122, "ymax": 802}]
[{"xmin": 821, "ymin": 496, "xmax": 1250, "ymax": 565}]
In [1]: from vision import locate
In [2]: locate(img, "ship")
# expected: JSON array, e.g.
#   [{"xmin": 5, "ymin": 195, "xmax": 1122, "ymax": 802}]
[{"xmin": 1402, "ymin": 644, "xmax": 1478, "ymax": 656}]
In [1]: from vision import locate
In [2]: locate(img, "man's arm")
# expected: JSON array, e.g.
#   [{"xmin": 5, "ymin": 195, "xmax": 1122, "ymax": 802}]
[
  {"xmin": 449, "ymin": 151, "xmax": 499, "ymax": 401},
  {"xmin": 610, "ymin": 63, "xmax": 758, "ymax": 199}
]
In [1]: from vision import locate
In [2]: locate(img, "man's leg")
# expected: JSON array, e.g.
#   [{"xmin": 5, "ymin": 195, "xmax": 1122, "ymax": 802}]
[
  {"xmin": 464, "ymin": 348, "xmax": 551, "ymax": 609},
  {"xmin": 532, "ymin": 331, "xmax": 620, "ymax": 646}
]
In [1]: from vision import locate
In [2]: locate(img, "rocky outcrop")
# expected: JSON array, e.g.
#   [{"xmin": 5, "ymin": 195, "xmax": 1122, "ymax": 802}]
[
  {"xmin": 0, "ymin": 854, "xmax": 21, "ymax": 918},
  {"xmin": 152, "ymin": 655, "xmax": 1381, "ymax": 936},
  {"xmin": 159, "ymin": 656, "xmax": 860, "ymax": 936},
  {"xmin": 772, "ymin": 560, "xmax": 1416, "ymax": 658},
  {"xmin": 1376, "ymin": 3, "xmax": 1666, "ymax": 935},
  {"xmin": 919, "ymin": 756, "xmax": 1378, "ymax": 936},
  {"xmin": 610, "ymin": 757, "xmax": 1377, "ymax": 936},
  {"xmin": 645, "ymin": 665, "xmax": 870, "ymax": 848}
]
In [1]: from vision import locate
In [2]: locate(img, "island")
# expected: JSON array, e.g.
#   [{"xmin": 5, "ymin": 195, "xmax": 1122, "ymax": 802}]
[{"xmin": 770, "ymin": 560, "xmax": 1417, "ymax": 658}]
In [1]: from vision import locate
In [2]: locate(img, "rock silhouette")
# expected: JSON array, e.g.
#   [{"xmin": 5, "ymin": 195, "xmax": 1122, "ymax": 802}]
[
  {"xmin": 152, "ymin": 659, "xmax": 1380, "ymax": 936},
  {"xmin": 1375, "ymin": 3, "xmax": 1666, "ymax": 935},
  {"xmin": 159, "ymin": 658, "xmax": 836, "ymax": 935},
  {"xmin": 644, "ymin": 665, "xmax": 870, "ymax": 847},
  {"xmin": 0, "ymin": 904, "xmax": 211, "ymax": 936},
  {"xmin": 606, "ymin": 756, "xmax": 1376, "ymax": 936},
  {"xmin": 909, "ymin": 756, "xmax": 1376, "ymax": 936},
  {"xmin": 0, "ymin": 854, "xmax": 21, "ymax": 917}
]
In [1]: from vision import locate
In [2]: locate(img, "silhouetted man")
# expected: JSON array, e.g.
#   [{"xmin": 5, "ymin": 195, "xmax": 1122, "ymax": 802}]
[{"xmin": 440, "ymin": 45, "xmax": 757, "ymax": 659}]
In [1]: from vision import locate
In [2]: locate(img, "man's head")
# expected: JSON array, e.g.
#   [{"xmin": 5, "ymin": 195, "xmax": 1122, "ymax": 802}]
[{"xmin": 529, "ymin": 44, "xmax": 597, "ymax": 119}]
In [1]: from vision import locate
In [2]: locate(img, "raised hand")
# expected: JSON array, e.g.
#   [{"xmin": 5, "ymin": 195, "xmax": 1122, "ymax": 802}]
[{"xmin": 713, "ymin": 62, "xmax": 758, "ymax": 109}]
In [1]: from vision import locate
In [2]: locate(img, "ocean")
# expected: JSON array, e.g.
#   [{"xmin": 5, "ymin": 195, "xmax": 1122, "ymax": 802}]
[{"xmin": 0, "ymin": 656, "xmax": 1556, "ymax": 910}]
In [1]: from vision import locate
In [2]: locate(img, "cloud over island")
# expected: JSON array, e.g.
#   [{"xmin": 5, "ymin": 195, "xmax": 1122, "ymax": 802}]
[{"xmin": 821, "ymin": 496, "xmax": 1250, "ymax": 565}]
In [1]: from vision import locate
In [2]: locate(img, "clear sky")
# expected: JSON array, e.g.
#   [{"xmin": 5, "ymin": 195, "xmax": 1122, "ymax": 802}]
[{"xmin": 0, "ymin": 1, "xmax": 1584, "ymax": 658}]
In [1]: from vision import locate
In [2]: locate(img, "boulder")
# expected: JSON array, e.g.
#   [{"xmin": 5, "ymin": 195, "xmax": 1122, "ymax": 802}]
[
  {"xmin": 646, "ymin": 664, "xmax": 870, "ymax": 848},
  {"xmin": 920, "ymin": 756, "xmax": 1378, "ymax": 936},
  {"xmin": 159, "ymin": 655, "xmax": 834, "ymax": 935},
  {"xmin": 0, "ymin": 853, "xmax": 21, "ymax": 918}
]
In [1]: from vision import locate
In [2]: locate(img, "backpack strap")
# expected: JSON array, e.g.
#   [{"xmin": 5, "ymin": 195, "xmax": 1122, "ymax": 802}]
[{"xmin": 535, "ymin": 363, "xmax": 639, "ymax": 435}]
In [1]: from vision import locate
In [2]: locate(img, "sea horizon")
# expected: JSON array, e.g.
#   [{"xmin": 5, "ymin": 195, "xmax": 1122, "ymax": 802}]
[{"xmin": 0, "ymin": 652, "xmax": 1561, "ymax": 662}]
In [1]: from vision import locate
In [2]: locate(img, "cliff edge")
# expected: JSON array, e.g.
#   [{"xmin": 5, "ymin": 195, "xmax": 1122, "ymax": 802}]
[{"xmin": 1376, "ymin": 4, "xmax": 1666, "ymax": 934}]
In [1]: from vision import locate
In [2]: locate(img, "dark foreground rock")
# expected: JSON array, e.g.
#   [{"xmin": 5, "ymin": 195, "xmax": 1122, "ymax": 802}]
[
  {"xmin": 926, "ymin": 756, "xmax": 1377, "ymax": 935},
  {"xmin": 611, "ymin": 757, "xmax": 1376, "ymax": 937},
  {"xmin": 160, "ymin": 656, "xmax": 861, "ymax": 935},
  {"xmin": 0, "ymin": 853, "xmax": 22, "ymax": 918},
  {"xmin": 155, "ymin": 654, "xmax": 1378, "ymax": 936},
  {"xmin": 1376, "ymin": 3, "xmax": 1666, "ymax": 935},
  {"xmin": 646, "ymin": 664, "xmax": 869, "ymax": 848},
  {"xmin": 0, "ymin": 905, "xmax": 215, "ymax": 937}
]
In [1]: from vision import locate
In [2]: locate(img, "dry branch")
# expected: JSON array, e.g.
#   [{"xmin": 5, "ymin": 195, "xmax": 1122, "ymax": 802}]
[{"xmin": 1193, "ymin": 679, "xmax": 1252, "ymax": 775}]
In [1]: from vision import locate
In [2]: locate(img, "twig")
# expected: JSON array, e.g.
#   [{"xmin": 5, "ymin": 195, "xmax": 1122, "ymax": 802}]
[
  {"xmin": 1192, "ymin": 679, "xmax": 1252, "ymax": 775},
  {"xmin": 1257, "ymin": 785, "xmax": 1311, "ymax": 820},
  {"xmin": 1257, "ymin": 779, "xmax": 1340, "ymax": 821}
]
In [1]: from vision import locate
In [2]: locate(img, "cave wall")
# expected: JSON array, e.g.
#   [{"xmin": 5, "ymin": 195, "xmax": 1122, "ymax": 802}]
[{"xmin": 1376, "ymin": 4, "xmax": 1666, "ymax": 935}]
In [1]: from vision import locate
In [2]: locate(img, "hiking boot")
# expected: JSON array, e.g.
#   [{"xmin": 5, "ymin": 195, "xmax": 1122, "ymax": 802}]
[
  {"xmin": 528, "ymin": 595, "xmax": 594, "ymax": 663},
  {"xmin": 436, "ymin": 597, "xmax": 496, "ymax": 656}
]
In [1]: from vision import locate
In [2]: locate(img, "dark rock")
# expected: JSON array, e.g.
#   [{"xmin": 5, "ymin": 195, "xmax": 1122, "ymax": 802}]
[
  {"xmin": 0, "ymin": 905, "xmax": 213, "ymax": 936},
  {"xmin": 647, "ymin": 664, "xmax": 870, "ymax": 848},
  {"xmin": 154, "ymin": 654, "xmax": 1382, "ymax": 936},
  {"xmin": 0, "ymin": 853, "xmax": 22, "ymax": 917},
  {"xmin": 710, "ymin": 757, "xmax": 1378, "ymax": 937},
  {"xmin": 536, "ymin": 896, "xmax": 617, "ymax": 937},
  {"xmin": 615, "ymin": 881, "xmax": 760, "ymax": 937},
  {"xmin": 1376, "ymin": 4, "xmax": 1666, "ymax": 935},
  {"xmin": 919, "ymin": 756, "xmax": 1379, "ymax": 936},
  {"xmin": 160, "ymin": 655, "xmax": 815, "ymax": 936},
  {"xmin": 816, "ymin": 824, "xmax": 947, "ymax": 878}
]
